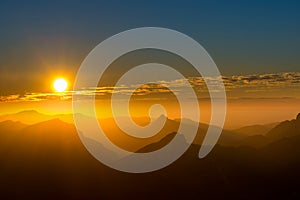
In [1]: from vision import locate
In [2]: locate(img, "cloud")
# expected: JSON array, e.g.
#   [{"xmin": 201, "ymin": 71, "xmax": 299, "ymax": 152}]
[
  {"xmin": 223, "ymin": 72, "xmax": 300, "ymax": 88},
  {"xmin": 0, "ymin": 92, "xmax": 73, "ymax": 102},
  {"xmin": 1, "ymin": 72, "xmax": 299, "ymax": 102}
]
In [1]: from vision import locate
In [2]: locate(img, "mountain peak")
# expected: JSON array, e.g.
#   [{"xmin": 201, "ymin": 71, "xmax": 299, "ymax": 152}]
[
  {"xmin": 0, "ymin": 120, "xmax": 27, "ymax": 131},
  {"xmin": 15, "ymin": 110, "xmax": 45, "ymax": 117},
  {"xmin": 297, "ymin": 113, "xmax": 300, "ymax": 121},
  {"xmin": 21, "ymin": 118, "xmax": 75, "ymax": 136},
  {"xmin": 157, "ymin": 114, "xmax": 167, "ymax": 120},
  {"xmin": 17, "ymin": 110, "xmax": 40, "ymax": 114}
]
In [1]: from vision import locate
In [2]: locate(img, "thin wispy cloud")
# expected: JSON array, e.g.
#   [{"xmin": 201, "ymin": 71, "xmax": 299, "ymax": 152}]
[{"xmin": 1, "ymin": 72, "xmax": 299, "ymax": 102}]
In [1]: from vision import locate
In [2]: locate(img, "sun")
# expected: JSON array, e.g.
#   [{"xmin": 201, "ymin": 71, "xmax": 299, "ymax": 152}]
[{"xmin": 53, "ymin": 78, "xmax": 68, "ymax": 92}]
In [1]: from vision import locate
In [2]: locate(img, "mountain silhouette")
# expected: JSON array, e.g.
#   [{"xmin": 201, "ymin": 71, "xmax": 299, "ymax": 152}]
[
  {"xmin": 0, "ymin": 112, "xmax": 300, "ymax": 199},
  {"xmin": 136, "ymin": 132, "xmax": 178, "ymax": 153},
  {"xmin": 266, "ymin": 113, "xmax": 300, "ymax": 140},
  {"xmin": 233, "ymin": 122, "xmax": 278, "ymax": 136},
  {"xmin": 133, "ymin": 117, "xmax": 247, "ymax": 151},
  {"xmin": 0, "ymin": 120, "xmax": 26, "ymax": 132},
  {"xmin": 0, "ymin": 110, "xmax": 52, "ymax": 124},
  {"xmin": 0, "ymin": 110, "xmax": 259, "ymax": 149},
  {"xmin": 228, "ymin": 113, "xmax": 300, "ymax": 148},
  {"xmin": 0, "ymin": 120, "xmax": 27, "ymax": 156},
  {"xmin": 0, "ymin": 110, "xmax": 72, "ymax": 124}
]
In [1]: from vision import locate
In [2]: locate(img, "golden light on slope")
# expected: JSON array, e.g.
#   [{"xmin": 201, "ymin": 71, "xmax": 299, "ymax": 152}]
[{"xmin": 53, "ymin": 78, "xmax": 68, "ymax": 92}]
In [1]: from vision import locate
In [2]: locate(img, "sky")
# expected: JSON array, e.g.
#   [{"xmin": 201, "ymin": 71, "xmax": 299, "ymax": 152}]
[
  {"xmin": 0, "ymin": 0, "xmax": 300, "ymax": 94},
  {"xmin": 0, "ymin": 0, "xmax": 299, "ymax": 128}
]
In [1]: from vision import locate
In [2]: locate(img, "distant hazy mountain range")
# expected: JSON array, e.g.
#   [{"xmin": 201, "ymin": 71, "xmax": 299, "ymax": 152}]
[
  {"xmin": 0, "ymin": 110, "xmax": 75, "ymax": 124},
  {"xmin": 0, "ymin": 111, "xmax": 300, "ymax": 199},
  {"xmin": 0, "ymin": 110, "xmax": 293, "ymax": 150},
  {"xmin": 138, "ymin": 113, "xmax": 300, "ymax": 151}
]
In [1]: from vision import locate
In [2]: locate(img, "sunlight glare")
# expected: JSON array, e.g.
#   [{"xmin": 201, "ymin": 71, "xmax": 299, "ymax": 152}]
[{"xmin": 53, "ymin": 78, "xmax": 68, "ymax": 92}]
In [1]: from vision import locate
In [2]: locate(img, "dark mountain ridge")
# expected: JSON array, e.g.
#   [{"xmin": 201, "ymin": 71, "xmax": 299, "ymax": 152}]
[{"xmin": 0, "ymin": 113, "xmax": 300, "ymax": 199}]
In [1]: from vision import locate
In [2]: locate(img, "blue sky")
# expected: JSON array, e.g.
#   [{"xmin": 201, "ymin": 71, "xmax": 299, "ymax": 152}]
[{"xmin": 0, "ymin": 0, "xmax": 299, "ymax": 93}]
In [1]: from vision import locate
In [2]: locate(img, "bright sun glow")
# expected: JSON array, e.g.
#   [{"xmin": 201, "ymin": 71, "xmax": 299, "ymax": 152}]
[{"xmin": 53, "ymin": 78, "xmax": 68, "ymax": 92}]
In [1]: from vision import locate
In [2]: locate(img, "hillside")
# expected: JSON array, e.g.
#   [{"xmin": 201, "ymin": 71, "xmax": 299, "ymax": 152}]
[
  {"xmin": 233, "ymin": 122, "xmax": 278, "ymax": 136},
  {"xmin": 0, "ymin": 113, "xmax": 300, "ymax": 199}
]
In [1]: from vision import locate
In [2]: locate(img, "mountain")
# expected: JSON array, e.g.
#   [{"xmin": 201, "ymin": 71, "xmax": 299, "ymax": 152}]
[
  {"xmin": 98, "ymin": 116, "xmax": 179, "ymax": 152},
  {"xmin": 175, "ymin": 118, "xmax": 247, "ymax": 146},
  {"xmin": 138, "ymin": 114, "xmax": 300, "ymax": 151},
  {"xmin": 229, "ymin": 113, "xmax": 300, "ymax": 149},
  {"xmin": 236, "ymin": 135, "xmax": 271, "ymax": 148},
  {"xmin": 266, "ymin": 113, "xmax": 300, "ymax": 140},
  {"xmin": 137, "ymin": 132, "xmax": 177, "ymax": 153},
  {"xmin": 1, "ymin": 119, "xmax": 81, "ymax": 159},
  {"xmin": 1, "ymin": 114, "xmax": 300, "ymax": 199},
  {"xmin": 233, "ymin": 122, "xmax": 278, "ymax": 136},
  {"xmin": 0, "ymin": 120, "xmax": 27, "ymax": 155},
  {"xmin": 0, "ymin": 110, "xmax": 52, "ymax": 124},
  {"xmin": 0, "ymin": 111, "xmax": 181, "ymax": 152},
  {"xmin": 0, "ymin": 110, "xmax": 248, "ymax": 150},
  {"xmin": 3, "ymin": 110, "xmax": 299, "ymax": 151},
  {"xmin": 136, "ymin": 125, "xmax": 247, "ymax": 152},
  {"xmin": 0, "ymin": 110, "xmax": 86, "ymax": 125},
  {"xmin": 0, "ymin": 120, "xmax": 26, "ymax": 132}
]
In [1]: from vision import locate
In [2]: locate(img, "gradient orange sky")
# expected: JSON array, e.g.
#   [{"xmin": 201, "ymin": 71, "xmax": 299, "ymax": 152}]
[
  {"xmin": 1, "ymin": 1, "xmax": 300, "ymax": 130},
  {"xmin": 0, "ymin": 71, "xmax": 299, "ymax": 129}
]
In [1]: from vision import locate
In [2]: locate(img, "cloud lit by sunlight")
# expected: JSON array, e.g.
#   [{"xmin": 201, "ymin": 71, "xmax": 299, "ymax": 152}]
[{"xmin": 0, "ymin": 72, "xmax": 299, "ymax": 102}]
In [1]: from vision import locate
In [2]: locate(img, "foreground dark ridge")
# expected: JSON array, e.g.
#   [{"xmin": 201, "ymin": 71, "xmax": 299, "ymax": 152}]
[{"xmin": 0, "ymin": 114, "xmax": 299, "ymax": 199}]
